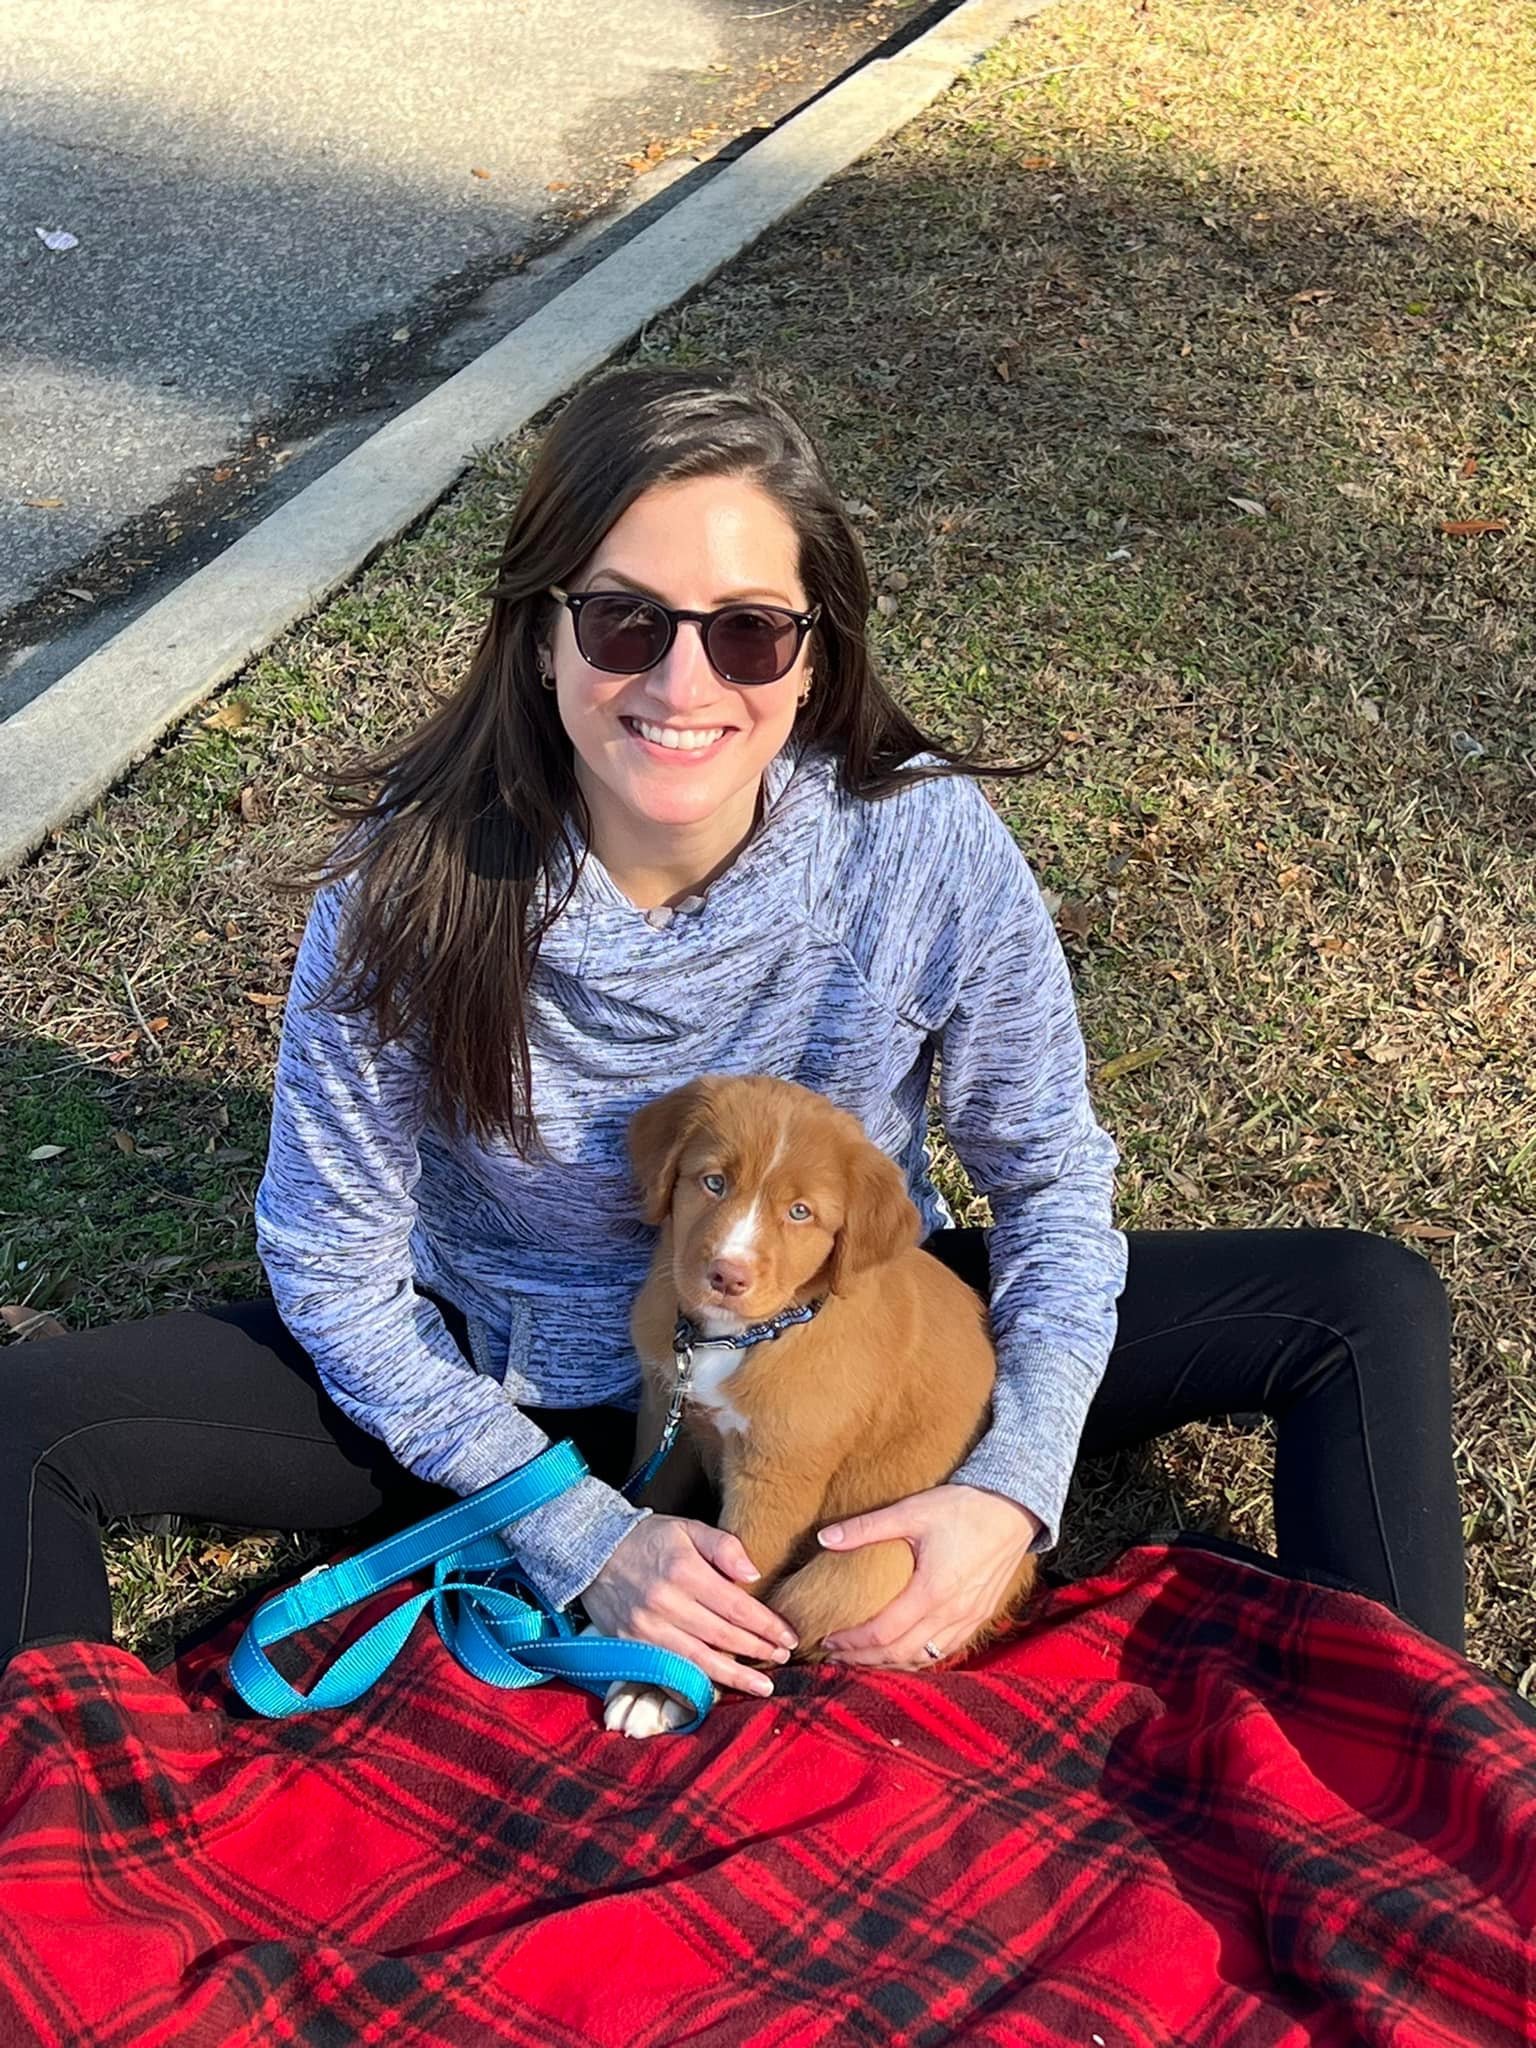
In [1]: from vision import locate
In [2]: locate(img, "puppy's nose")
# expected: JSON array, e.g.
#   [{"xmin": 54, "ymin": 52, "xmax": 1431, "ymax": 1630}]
[{"xmin": 708, "ymin": 1256, "xmax": 753, "ymax": 1299}]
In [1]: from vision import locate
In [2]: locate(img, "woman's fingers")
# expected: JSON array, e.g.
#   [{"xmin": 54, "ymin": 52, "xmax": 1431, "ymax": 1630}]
[
  {"xmin": 649, "ymin": 1618, "xmax": 778, "ymax": 1698},
  {"xmin": 681, "ymin": 1525, "xmax": 798, "ymax": 1655},
  {"xmin": 822, "ymin": 1576, "xmax": 938, "ymax": 1656},
  {"xmin": 663, "ymin": 1573, "xmax": 795, "ymax": 1665}
]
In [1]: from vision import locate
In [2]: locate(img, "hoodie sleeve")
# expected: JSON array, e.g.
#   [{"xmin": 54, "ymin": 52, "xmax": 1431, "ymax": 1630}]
[
  {"xmin": 907, "ymin": 776, "xmax": 1130, "ymax": 1550},
  {"xmin": 253, "ymin": 876, "xmax": 648, "ymax": 1609}
]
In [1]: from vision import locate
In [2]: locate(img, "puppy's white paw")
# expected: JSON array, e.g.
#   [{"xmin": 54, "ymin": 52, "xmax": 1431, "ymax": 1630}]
[{"xmin": 603, "ymin": 1680, "xmax": 692, "ymax": 1738}]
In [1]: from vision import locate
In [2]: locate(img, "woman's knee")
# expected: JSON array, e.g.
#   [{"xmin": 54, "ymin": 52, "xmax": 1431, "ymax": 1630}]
[
  {"xmin": 1329, "ymin": 1227, "xmax": 1450, "ymax": 1320},
  {"xmin": 1318, "ymin": 1228, "xmax": 1454, "ymax": 1403}
]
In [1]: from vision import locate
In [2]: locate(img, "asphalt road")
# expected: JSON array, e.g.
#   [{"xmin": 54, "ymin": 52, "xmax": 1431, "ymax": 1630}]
[{"xmin": 1, "ymin": 0, "xmax": 931, "ymax": 717}]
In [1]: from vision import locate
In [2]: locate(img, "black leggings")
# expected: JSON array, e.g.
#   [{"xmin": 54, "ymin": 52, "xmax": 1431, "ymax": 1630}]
[{"xmin": 1, "ymin": 1225, "xmax": 1466, "ymax": 1665}]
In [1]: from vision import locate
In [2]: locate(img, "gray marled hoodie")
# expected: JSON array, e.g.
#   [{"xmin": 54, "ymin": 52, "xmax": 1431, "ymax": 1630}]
[{"xmin": 254, "ymin": 739, "xmax": 1129, "ymax": 1610}]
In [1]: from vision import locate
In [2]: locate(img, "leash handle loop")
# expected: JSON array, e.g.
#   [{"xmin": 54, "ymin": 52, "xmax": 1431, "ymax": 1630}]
[{"xmin": 227, "ymin": 1439, "xmax": 712, "ymax": 1731}]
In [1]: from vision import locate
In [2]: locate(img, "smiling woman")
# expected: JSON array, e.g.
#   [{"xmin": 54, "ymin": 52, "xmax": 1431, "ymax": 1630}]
[{"xmin": 0, "ymin": 366, "xmax": 1466, "ymax": 1722}]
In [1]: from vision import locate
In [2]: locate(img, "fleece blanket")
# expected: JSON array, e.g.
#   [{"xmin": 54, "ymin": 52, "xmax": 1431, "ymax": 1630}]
[{"xmin": 0, "ymin": 1538, "xmax": 1529, "ymax": 2048}]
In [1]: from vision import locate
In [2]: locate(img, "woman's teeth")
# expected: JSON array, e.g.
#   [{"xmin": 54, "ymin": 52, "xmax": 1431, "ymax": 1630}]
[{"xmin": 629, "ymin": 719, "xmax": 726, "ymax": 751}]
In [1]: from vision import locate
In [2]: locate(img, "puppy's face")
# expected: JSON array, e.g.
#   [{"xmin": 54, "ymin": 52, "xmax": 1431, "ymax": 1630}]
[{"xmin": 628, "ymin": 1074, "xmax": 920, "ymax": 1325}]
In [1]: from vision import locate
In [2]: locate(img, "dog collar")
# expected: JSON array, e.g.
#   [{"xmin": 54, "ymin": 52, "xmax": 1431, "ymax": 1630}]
[
  {"xmin": 620, "ymin": 1298, "xmax": 827, "ymax": 1505},
  {"xmin": 672, "ymin": 1298, "xmax": 825, "ymax": 1356}
]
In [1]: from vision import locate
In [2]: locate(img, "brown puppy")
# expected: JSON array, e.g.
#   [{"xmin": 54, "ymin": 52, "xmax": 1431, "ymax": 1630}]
[{"xmin": 603, "ymin": 1073, "xmax": 1037, "ymax": 1736}]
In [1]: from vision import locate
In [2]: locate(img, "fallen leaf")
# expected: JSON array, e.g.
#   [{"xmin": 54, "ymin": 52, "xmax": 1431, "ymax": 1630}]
[
  {"xmin": 1288, "ymin": 287, "xmax": 1335, "ymax": 304},
  {"xmin": 876, "ymin": 593, "xmax": 899, "ymax": 617},
  {"xmin": 63, "ymin": 585, "xmax": 95, "ymax": 600},
  {"xmin": 546, "ymin": 180, "xmax": 570, "ymax": 192},
  {"xmin": 237, "ymin": 783, "xmax": 269, "ymax": 824},
  {"xmin": 22, "ymin": 497, "xmax": 64, "ymax": 510},
  {"xmin": 1020, "ymin": 156, "xmax": 1058, "ymax": 171},
  {"xmin": 1228, "ymin": 495, "xmax": 1268, "ymax": 517},
  {"xmin": 1396, "ymin": 1222, "xmax": 1457, "ymax": 1241},
  {"xmin": 470, "ymin": 166, "xmax": 491, "ymax": 179},
  {"xmin": 0, "ymin": 1305, "xmax": 69, "ymax": 1342},
  {"xmin": 245, "ymin": 991, "xmax": 285, "ymax": 1008},
  {"xmin": 994, "ymin": 356, "xmax": 1012, "ymax": 382},
  {"xmin": 1055, "ymin": 898, "xmax": 1095, "ymax": 941},
  {"xmin": 1460, "ymin": 455, "xmax": 1478, "ymax": 478},
  {"xmin": 201, "ymin": 699, "xmax": 250, "ymax": 732},
  {"xmin": 112, "ymin": 1130, "xmax": 137, "ymax": 1155},
  {"xmin": 27, "ymin": 1144, "xmax": 66, "ymax": 1161},
  {"xmin": 1098, "ymin": 1044, "xmax": 1166, "ymax": 1081},
  {"xmin": 1439, "ymin": 517, "xmax": 1507, "ymax": 536},
  {"xmin": 148, "ymin": 1017, "xmax": 169, "ymax": 1032}
]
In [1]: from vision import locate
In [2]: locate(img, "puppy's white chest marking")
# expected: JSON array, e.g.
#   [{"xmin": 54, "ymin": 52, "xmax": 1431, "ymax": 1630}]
[{"xmin": 688, "ymin": 1341, "xmax": 750, "ymax": 1437}]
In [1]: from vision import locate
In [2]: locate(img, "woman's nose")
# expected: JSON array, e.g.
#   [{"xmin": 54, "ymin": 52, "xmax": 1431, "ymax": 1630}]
[{"xmin": 645, "ymin": 619, "xmax": 721, "ymax": 708}]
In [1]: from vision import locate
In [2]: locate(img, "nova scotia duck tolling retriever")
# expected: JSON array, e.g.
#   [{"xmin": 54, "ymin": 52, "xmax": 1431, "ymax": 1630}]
[{"xmin": 603, "ymin": 1072, "xmax": 1037, "ymax": 1736}]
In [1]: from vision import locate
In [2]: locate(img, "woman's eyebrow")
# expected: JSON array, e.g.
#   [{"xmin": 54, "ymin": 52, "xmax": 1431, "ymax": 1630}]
[{"xmin": 587, "ymin": 567, "xmax": 798, "ymax": 608}]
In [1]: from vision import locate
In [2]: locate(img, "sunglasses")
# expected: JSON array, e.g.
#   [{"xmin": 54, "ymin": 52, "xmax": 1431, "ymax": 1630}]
[{"xmin": 549, "ymin": 584, "xmax": 820, "ymax": 686}]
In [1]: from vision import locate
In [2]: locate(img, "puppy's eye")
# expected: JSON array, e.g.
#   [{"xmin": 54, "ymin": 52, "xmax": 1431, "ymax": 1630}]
[
  {"xmin": 788, "ymin": 1202, "xmax": 813, "ymax": 1223},
  {"xmin": 701, "ymin": 1173, "xmax": 727, "ymax": 1197}
]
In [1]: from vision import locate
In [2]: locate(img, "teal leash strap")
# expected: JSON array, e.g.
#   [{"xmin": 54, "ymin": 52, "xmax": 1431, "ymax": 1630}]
[{"xmin": 227, "ymin": 1440, "xmax": 713, "ymax": 1731}]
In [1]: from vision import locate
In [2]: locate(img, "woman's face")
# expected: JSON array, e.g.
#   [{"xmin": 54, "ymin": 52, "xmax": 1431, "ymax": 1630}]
[{"xmin": 545, "ymin": 473, "xmax": 813, "ymax": 843}]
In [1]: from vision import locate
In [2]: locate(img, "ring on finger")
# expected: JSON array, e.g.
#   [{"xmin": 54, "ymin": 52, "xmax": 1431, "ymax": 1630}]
[{"xmin": 922, "ymin": 1638, "xmax": 944, "ymax": 1662}]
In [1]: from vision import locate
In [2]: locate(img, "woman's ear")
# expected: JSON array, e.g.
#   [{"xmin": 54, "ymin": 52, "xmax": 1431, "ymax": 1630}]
[
  {"xmin": 826, "ymin": 1142, "xmax": 921, "ymax": 1295},
  {"xmin": 627, "ymin": 1077, "xmax": 719, "ymax": 1226}
]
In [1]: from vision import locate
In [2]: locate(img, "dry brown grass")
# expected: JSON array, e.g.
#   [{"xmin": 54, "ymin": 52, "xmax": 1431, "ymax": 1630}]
[{"xmin": 2, "ymin": 0, "xmax": 1532, "ymax": 1682}]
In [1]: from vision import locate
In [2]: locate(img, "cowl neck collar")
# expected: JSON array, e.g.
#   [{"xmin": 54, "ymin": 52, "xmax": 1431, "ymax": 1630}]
[{"xmin": 533, "ymin": 738, "xmax": 837, "ymax": 981}]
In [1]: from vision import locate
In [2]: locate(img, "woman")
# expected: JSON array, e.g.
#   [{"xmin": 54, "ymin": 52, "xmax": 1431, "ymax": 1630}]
[{"xmin": 1, "ymin": 367, "xmax": 1466, "ymax": 1697}]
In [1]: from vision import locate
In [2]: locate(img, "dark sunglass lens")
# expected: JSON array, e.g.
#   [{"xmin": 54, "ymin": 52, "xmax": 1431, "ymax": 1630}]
[
  {"xmin": 579, "ymin": 595, "xmax": 669, "ymax": 672},
  {"xmin": 705, "ymin": 607, "xmax": 798, "ymax": 683}
]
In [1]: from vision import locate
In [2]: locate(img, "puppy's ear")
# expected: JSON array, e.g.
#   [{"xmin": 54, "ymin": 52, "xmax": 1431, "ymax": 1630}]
[
  {"xmin": 826, "ymin": 1142, "xmax": 921, "ymax": 1295},
  {"xmin": 627, "ymin": 1077, "xmax": 720, "ymax": 1226}
]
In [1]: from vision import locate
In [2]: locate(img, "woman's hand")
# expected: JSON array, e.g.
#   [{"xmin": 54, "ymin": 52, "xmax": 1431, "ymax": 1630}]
[
  {"xmin": 817, "ymin": 1483, "xmax": 1042, "ymax": 1670},
  {"xmin": 580, "ymin": 1515, "xmax": 800, "ymax": 1697}
]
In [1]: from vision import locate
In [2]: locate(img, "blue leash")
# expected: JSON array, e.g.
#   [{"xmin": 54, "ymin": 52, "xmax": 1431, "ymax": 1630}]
[{"xmin": 226, "ymin": 1438, "xmax": 713, "ymax": 1731}]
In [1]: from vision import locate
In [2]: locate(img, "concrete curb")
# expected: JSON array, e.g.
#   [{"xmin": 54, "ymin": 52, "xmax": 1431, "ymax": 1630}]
[{"xmin": 0, "ymin": 0, "xmax": 1052, "ymax": 878}]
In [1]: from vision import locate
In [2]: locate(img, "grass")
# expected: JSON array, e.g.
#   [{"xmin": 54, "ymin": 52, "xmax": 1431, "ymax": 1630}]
[{"xmin": 2, "ymin": 0, "xmax": 1532, "ymax": 1686}]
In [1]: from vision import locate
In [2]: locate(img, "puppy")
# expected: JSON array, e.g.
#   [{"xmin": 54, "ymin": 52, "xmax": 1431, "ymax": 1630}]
[{"xmin": 603, "ymin": 1073, "xmax": 1037, "ymax": 1736}]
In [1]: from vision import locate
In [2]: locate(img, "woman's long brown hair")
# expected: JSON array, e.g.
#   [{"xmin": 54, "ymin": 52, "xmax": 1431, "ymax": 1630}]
[{"xmin": 304, "ymin": 365, "xmax": 1055, "ymax": 1162}]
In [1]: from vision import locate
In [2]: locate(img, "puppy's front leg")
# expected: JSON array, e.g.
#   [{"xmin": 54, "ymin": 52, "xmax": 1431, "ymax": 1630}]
[{"xmin": 718, "ymin": 1448, "xmax": 839, "ymax": 1598}]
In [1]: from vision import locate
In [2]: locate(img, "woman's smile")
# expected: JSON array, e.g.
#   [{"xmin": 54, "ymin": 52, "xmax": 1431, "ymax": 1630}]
[{"xmin": 620, "ymin": 714, "xmax": 736, "ymax": 762}]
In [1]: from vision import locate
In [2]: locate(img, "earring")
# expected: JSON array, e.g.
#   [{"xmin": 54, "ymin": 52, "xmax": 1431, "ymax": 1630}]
[
  {"xmin": 797, "ymin": 673, "xmax": 813, "ymax": 706},
  {"xmin": 538, "ymin": 656, "xmax": 556, "ymax": 691}
]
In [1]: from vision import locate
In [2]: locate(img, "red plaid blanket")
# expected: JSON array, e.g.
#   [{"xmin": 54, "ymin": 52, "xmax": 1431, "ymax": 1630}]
[{"xmin": 0, "ymin": 1540, "xmax": 1530, "ymax": 2047}]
